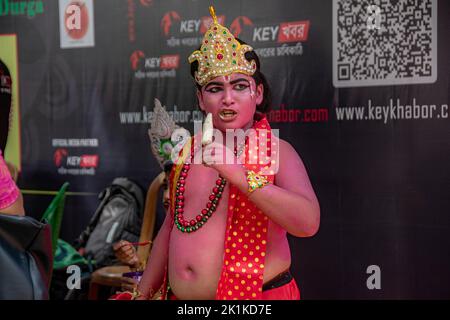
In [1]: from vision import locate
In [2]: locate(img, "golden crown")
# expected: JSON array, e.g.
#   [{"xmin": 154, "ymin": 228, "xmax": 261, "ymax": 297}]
[{"xmin": 188, "ymin": 6, "xmax": 256, "ymax": 86}]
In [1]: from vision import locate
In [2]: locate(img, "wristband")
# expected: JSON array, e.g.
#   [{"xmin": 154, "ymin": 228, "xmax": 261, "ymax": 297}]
[{"xmin": 246, "ymin": 170, "xmax": 270, "ymax": 194}]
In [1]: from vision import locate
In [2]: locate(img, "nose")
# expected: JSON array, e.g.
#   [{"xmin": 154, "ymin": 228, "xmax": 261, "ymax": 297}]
[{"xmin": 222, "ymin": 87, "xmax": 235, "ymax": 106}]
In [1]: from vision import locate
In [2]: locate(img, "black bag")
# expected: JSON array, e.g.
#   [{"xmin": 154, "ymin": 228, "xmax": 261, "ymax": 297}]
[
  {"xmin": 74, "ymin": 177, "xmax": 145, "ymax": 268},
  {"xmin": 0, "ymin": 214, "xmax": 53, "ymax": 300}
]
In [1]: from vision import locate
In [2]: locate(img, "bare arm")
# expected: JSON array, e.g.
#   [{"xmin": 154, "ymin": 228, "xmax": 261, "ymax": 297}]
[
  {"xmin": 113, "ymin": 240, "xmax": 140, "ymax": 268},
  {"xmin": 207, "ymin": 139, "xmax": 320, "ymax": 237},
  {"xmin": 247, "ymin": 139, "xmax": 320, "ymax": 237},
  {"xmin": 0, "ymin": 192, "xmax": 25, "ymax": 216},
  {"xmin": 136, "ymin": 212, "xmax": 171, "ymax": 299},
  {"xmin": 0, "ymin": 154, "xmax": 25, "ymax": 216}
]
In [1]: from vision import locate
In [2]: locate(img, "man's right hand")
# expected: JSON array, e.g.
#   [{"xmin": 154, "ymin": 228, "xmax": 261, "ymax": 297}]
[{"xmin": 113, "ymin": 240, "xmax": 139, "ymax": 268}]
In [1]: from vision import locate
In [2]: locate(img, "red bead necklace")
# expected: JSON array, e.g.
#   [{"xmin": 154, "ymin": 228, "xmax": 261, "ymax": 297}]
[{"xmin": 174, "ymin": 144, "xmax": 227, "ymax": 233}]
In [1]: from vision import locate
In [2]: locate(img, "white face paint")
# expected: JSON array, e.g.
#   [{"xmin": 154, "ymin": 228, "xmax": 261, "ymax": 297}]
[{"xmin": 249, "ymin": 83, "xmax": 256, "ymax": 99}]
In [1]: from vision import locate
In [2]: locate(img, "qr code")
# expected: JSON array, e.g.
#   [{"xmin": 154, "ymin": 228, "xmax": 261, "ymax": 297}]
[{"xmin": 333, "ymin": 0, "xmax": 437, "ymax": 87}]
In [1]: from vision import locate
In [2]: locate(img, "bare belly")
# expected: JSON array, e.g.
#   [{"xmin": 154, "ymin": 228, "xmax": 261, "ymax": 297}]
[{"xmin": 168, "ymin": 164, "xmax": 292, "ymax": 299}]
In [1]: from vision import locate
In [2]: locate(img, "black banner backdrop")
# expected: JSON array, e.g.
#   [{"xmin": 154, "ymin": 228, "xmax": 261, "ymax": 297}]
[{"xmin": 0, "ymin": 0, "xmax": 449, "ymax": 299}]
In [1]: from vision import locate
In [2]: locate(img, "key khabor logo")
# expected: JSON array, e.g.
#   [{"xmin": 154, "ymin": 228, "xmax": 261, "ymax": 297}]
[
  {"xmin": 54, "ymin": 148, "xmax": 99, "ymax": 168},
  {"xmin": 249, "ymin": 20, "xmax": 310, "ymax": 43},
  {"xmin": 130, "ymin": 50, "xmax": 180, "ymax": 79},
  {"xmin": 230, "ymin": 16, "xmax": 254, "ymax": 38},
  {"xmin": 130, "ymin": 51, "xmax": 180, "ymax": 71},
  {"xmin": 59, "ymin": 0, "xmax": 95, "ymax": 48},
  {"xmin": 161, "ymin": 11, "xmax": 181, "ymax": 37},
  {"xmin": 160, "ymin": 10, "xmax": 309, "ymax": 51},
  {"xmin": 54, "ymin": 148, "xmax": 99, "ymax": 176},
  {"xmin": 161, "ymin": 11, "xmax": 226, "ymax": 37}
]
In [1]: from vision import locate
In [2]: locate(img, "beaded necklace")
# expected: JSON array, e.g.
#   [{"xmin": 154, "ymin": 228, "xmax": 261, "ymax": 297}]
[{"xmin": 174, "ymin": 139, "xmax": 245, "ymax": 233}]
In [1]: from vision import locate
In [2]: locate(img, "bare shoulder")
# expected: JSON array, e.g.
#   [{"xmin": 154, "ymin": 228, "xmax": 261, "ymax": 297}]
[
  {"xmin": 277, "ymin": 138, "xmax": 306, "ymax": 170},
  {"xmin": 275, "ymin": 138, "xmax": 318, "ymax": 203},
  {"xmin": 278, "ymin": 138, "xmax": 298, "ymax": 155},
  {"xmin": 0, "ymin": 193, "xmax": 25, "ymax": 216}
]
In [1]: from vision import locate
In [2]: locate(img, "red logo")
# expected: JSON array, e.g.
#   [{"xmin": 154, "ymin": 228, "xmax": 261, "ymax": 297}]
[
  {"xmin": 200, "ymin": 15, "xmax": 226, "ymax": 34},
  {"xmin": 80, "ymin": 155, "xmax": 99, "ymax": 168},
  {"xmin": 230, "ymin": 16, "xmax": 253, "ymax": 38},
  {"xmin": 64, "ymin": 1, "xmax": 89, "ymax": 40},
  {"xmin": 278, "ymin": 21, "xmax": 310, "ymax": 43},
  {"xmin": 160, "ymin": 55, "xmax": 180, "ymax": 69},
  {"xmin": 54, "ymin": 149, "xmax": 68, "ymax": 167},
  {"xmin": 130, "ymin": 50, "xmax": 145, "ymax": 70},
  {"xmin": 139, "ymin": 0, "xmax": 153, "ymax": 6},
  {"xmin": 161, "ymin": 11, "xmax": 181, "ymax": 36}
]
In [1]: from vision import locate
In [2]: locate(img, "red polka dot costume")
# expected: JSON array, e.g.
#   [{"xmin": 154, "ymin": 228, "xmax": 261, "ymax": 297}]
[{"xmin": 160, "ymin": 116, "xmax": 284, "ymax": 300}]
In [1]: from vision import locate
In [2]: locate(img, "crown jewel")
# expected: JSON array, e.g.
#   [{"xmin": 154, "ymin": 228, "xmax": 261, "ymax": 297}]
[{"xmin": 188, "ymin": 6, "xmax": 256, "ymax": 86}]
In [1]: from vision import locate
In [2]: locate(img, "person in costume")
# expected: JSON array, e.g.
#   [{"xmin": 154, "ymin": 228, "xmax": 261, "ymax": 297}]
[
  {"xmin": 0, "ymin": 59, "xmax": 24, "ymax": 216},
  {"xmin": 137, "ymin": 7, "xmax": 320, "ymax": 300},
  {"xmin": 0, "ymin": 151, "xmax": 24, "ymax": 216},
  {"xmin": 1, "ymin": 59, "xmax": 13, "ymax": 155},
  {"xmin": 112, "ymin": 99, "xmax": 187, "ymax": 293}
]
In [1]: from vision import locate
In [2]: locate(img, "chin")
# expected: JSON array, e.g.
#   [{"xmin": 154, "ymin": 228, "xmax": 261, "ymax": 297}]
[
  {"xmin": 215, "ymin": 122, "xmax": 243, "ymax": 132},
  {"xmin": 214, "ymin": 117, "xmax": 252, "ymax": 132}
]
